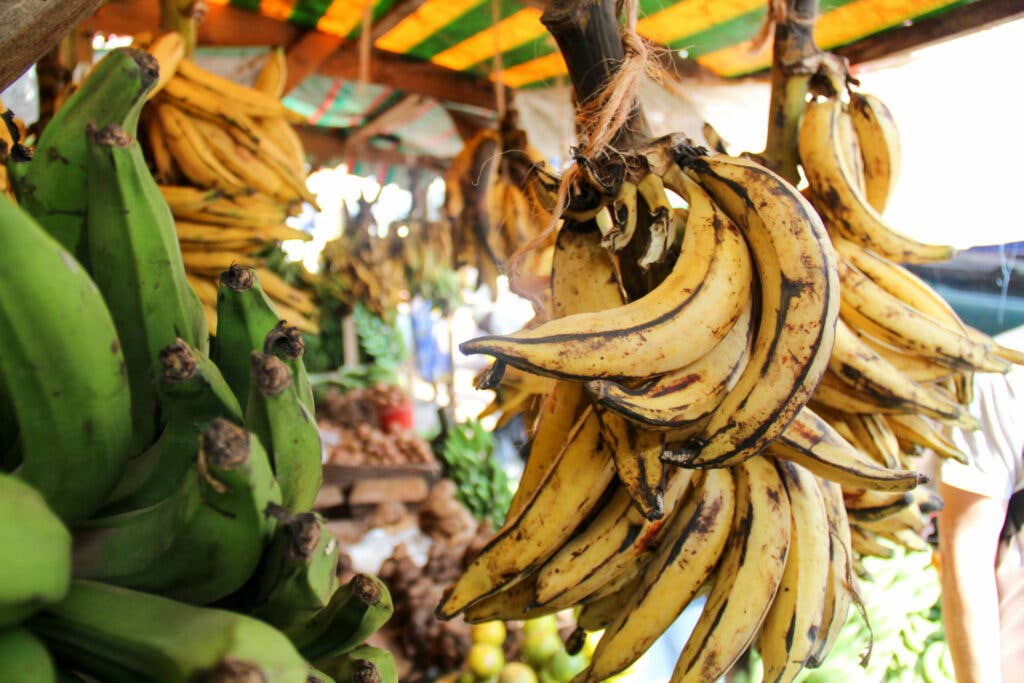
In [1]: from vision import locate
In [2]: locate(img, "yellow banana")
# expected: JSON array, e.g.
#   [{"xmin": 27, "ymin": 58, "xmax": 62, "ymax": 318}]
[
  {"xmin": 842, "ymin": 488, "xmax": 915, "ymax": 522},
  {"xmin": 503, "ymin": 223, "xmax": 623, "ymax": 523},
  {"xmin": 145, "ymin": 32, "xmax": 184, "ymax": 98},
  {"xmin": 849, "ymin": 526, "xmax": 893, "ymax": 558},
  {"xmin": 799, "ymin": 97, "xmax": 952, "ymax": 263},
  {"xmin": 258, "ymin": 116, "xmax": 306, "ymax": 179},
  {"xmin": 887, "ymin": 413, "xmax": 967, "ymax": 463},
  {"xmin": 145, "ymin": 113, "xmax": 178, "ymax": 184},
  {"xmin": 670, "ymin": 456, "xmax": 791, "ymax": 683},
  {"xmin": 588, "ymin": 299, "xmax": 752, "ymax": 430},
  {"xmin": 597, "ymin": 408, "xmax": 666, "ymax": 520},
  {"xmin": 848, "ymin": 91, "xmax": 901, "ymax": 213},
  {"xmin": 159, "ymin": 185, "xmax": 221, "ymax": 214},
  {"xmin": 838, "ymin": 258, "xmax": 1008, "ymax": 373},
  {"xmin": 602, "ymin": 180, "xmax": 638, "ymax": 252},
  {"xmin": 575, "ymin": 572, "xmax": 645, "ymax": 633},
  {"xmin": 535, "ymin": 469, "xmax": 694, "ymax": 608},
  {"xmin": 851, "ymin": 326, "xmax": 955, "ymax": 383},
  {"xmin": 578, "ymin": 469, "xmax": 734, "ymax": 683},
  {"xmin": 635, "ymin": 171, "xmax": 674, "ymax": 268},
  {"xmin": 770, "ymin": 406, "xmax": 923, "ymax": 492},
  {"xmin": 758, "ymin": 461, "xmax": 831, "ymax": 683},
  {"xmin": 461, "ymin": 172, "xmax": 752, "ymax": 380},
  {"xmin": 255, "ymin": 268, "xmax": 317, "ymax": 317},
  {"xmin": 436, "ymin": 407, "xmax": 616, "ymax": 618},
  {"xmin": 807, "ymin": 478, "xmax": 854, "ymax": 667},
  {"xmin": 677, "ymin": 152, "xmax": 839, "ymax": 468},
  {"xmin": 186, "ymin": 274, "xmax": 218, "ymax": 307},
  {"xmin": 181, "ymin": 250, "xmax": 261, "ymax": 274},
  {"xmin": 156, "ymin": 104, "xmax": 246, "ymax": 194},
  {"xmin": 253, "ymin": 47, "xmax": 287, "ymax": 99},
  {"xmin": 188, "ymin": 117, "xmax": 288, "ymax": 199},
  {"xmin": 846, "ymin": 414, "xmax": 901, "ymax": 469},
  {"xmin": 829, "ymin": 319, "xmax": 964, "ymax": 422},
  {"xmin": 175, "ymin": 59, "xmax": 303, "ymax": 120}
]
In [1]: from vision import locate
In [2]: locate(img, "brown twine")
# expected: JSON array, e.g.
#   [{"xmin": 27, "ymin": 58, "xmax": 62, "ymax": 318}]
[
  {"xmin": 357, "ymin": 0, "xmax": 374, "ymax": 92},
  {"xmin": 508, "ymin": 0, "xmax": 673, "ymax": 282}
]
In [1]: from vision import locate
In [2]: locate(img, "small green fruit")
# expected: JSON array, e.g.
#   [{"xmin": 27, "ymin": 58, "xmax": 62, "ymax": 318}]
[
  {"xmin": 468, "ymin": 643, "xmax": 505, "ymax": 679},
  {"xmin": 499, "ymin": 662, "xmax": 539, "ymax": 683},
  {"xmin": 471, "ymin": 621, "xmax": 508, "ymax": 647},
  {"xmin": 522, "ymin": 615, "xmax": 560, "ymax": 639},
  {"xmin": 522, "ymin": 632, "xmax": 563, "ymax": 670},
  {"xmin": 546, "ymin": 649, "xmax": 587, "ymax": 682}
]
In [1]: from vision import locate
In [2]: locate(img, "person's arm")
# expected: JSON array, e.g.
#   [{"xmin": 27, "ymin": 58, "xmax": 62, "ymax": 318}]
[{"xmin": 938, "ymin": 482, "xmax": 1008, "ymax": 683}]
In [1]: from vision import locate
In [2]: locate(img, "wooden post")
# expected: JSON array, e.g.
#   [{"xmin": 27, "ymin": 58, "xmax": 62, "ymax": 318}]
[
  {"xmin": 0, "ymin": 0, "xmax": 104, "ymax": 92},
  {"xmin": 761, "ymin": 0, "xmax": 821, "ymax": 184},
  {"xmin": 341, "ymin": 314, "xmax": 359, "ymax": 367}
]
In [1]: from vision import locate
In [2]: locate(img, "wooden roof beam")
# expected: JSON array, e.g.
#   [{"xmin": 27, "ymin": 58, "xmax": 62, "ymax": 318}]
[
  {"xmin": 320, "ymin": 44, "xmax": 502, "ymax": 111},
  {"xmin": 282, "ymin": 30, "xmax": 346, "ymax": 95},
  {"xmin": 837, "ymin": 0, "xmax": 1024, "ymax": 66},
  {"xmin": 1, "ymin": 0, "xmax": 104, "ymax": 91},
  {"xmin": 296, "ymin": 124, "xmax": 447, "ymax": 172}
]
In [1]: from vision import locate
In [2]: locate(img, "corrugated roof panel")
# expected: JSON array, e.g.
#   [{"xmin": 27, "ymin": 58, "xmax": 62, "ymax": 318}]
[
  {"xmin": 373, "ymin": 0, "xmax": 484, "ymax": 53},
  {"xmin": 431, "ymin": 8, "xmax": 546, "ymax": 72},
  {"xmin": 698, "ymin": 0, "xmax": 967, "ymax": 76}
]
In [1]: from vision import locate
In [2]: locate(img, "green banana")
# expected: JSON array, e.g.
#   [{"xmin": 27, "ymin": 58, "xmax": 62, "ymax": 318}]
[
  {"xmin": 0, "ymin": 625, "xmax": 56, "ymax": 683},
  {"xmin": 216, "ymin": 264, "xmax": 284, "ymax": 408},
  {"xmin": 248, "ymin": 505, "xmax": 340, "ymax": 630},
  {"xmin": 84, "ymin": 122, "xmax": 209, "ymax": 450},
  {"xmin": 265, "ymin": 320, "xmax": 316, "ymax": 416},
  {"xmin": 15, "ymin": 49, "xmax": 158, "ymax": 261},
  {"xmin": 317, "ymin": 645, "xmax": 397, "ymax": 683},
  {"xmin": 29, "ymin": 579, "xmax": 310, "ymax": 682},
  {"xmin": 103, "ymin": 338, "xmax": 242, "ymax": 513},
  {"xmin": 246, "ymin": 352, "xmax": 322, "ymax": 512},
  {"xmin": 0, "ymin": 474, "xmax": 70, "ymax": 627},
  {"xmin": 307, "ymin": 667, "xmax": 339, "ymax": 683},
  {"xmin": 287, "ymin": 574, "xmax": 393, "ymax": 661},
  {"xmin": 0, "ymin": 195, "xmax": 133, "ymax": 523},
  {"xmin": 71, "ymin": 468, "xmax": 201, "ymax": 580},
  {"xmin": 111, "ymin": 419, "xmax": 282, "ymax": 604}
]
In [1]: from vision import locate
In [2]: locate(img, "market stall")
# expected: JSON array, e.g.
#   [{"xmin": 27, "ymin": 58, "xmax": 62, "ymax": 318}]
[{"xmin": 1, "ymin": 0, "xmax": 1023, "ymax": 681}]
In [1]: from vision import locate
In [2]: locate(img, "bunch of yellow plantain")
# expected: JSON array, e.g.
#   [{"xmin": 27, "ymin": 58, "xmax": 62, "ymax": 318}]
[
  {"xmin": 445, "ymin": 114, "xmax": 557, "ymax": 297},
  {"xmin": 441, "ymin": 64, "xmax": 1024, "ymax": 679},
  {"xmin": 137, "ymin": 33, "xmax": 319, "ymax": 335}
]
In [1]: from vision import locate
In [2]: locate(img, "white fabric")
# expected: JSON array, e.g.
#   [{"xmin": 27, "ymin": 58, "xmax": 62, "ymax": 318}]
[{"xmin": 942, "ymin": 329, "xmax": 1024, "ymax": 501}]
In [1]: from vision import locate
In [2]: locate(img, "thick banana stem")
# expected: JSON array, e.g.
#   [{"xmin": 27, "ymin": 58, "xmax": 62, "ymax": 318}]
[
  {"xmin": 762, "ymin": 0, "xmax": 820, "ymax": 184},
  {"xmin": 541, "ymin": 0, "xmax": 648, "ymax": 151},
  {"xmin": 160, "ymin": 0, "xmax": 201, "ymax": 58}
]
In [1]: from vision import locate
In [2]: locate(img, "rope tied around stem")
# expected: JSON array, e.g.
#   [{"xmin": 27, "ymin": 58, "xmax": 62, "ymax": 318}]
[{"xmin": 507, "ymin": 0, "xmax": 681, "ymax": 292}]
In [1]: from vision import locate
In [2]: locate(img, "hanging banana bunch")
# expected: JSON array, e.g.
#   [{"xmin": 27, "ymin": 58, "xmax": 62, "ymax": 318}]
[
  {"xmin": 135, "ymin": 32, "xmax": 320, "ymax": 335},
  {"xmin": 437, "ymin": 2, "xmax": 1023, "ymax": 681},
  {"xmin": 445, "ymin": 109, "xmax": 557, "ymax": 298}
]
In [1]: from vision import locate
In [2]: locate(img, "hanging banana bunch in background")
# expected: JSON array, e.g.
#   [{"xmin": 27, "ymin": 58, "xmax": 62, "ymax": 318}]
[
  {"xmin": 437, "ymin": 1, "xmax": 1023, "ymax": 681},
  {"xmin": 445, "ymin": 108, "xmax": 557, "ymax": 299},
  {"xmin": 138, "ymin": 33, "xmax": 320, "ymax": 335}
]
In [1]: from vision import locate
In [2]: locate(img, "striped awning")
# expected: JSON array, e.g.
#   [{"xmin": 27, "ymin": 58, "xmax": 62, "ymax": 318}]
[{"xmin": 211, "ymin": 0, "xmax": 975, "ymax": 85}]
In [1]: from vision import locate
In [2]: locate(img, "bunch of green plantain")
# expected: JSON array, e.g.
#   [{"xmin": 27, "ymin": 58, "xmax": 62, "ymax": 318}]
[{"xmin": 0, "ymin": 46, "xmax": 392, "ymax": 682}]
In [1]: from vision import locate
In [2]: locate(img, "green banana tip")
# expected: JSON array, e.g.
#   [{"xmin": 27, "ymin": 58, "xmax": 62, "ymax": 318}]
[
  {"xmin": 159, "ymin": 339, "xmax": 196, "ymax": 383},
  {"xmin": 200, "ymin": 657, "xmax": 267, "ymax": 683},
  {"xmin": 351, "ymin": 660, "xmax": 381, "ymax": 683},
  {"xmin": 220, "ymin": 264, "xmax": 256, "ymax": 292},
  {"xmin": 264, "ymin": 321, "xmax": 304, "ymax": 360},
  {"xmin": 122, "ymin": 48, "xmax": 160, "ymax": 96},
  {"xmin": 200, "ymin": 418, "xmax": 252, "ymax": 473},
  {"xmin": 251, "ymin": 352, "xmax": 292, "ymax": 396},
  {"xmin": 86, "ymin": 122, "xmax": 132, "ymax": 147},
  {"xmin": 351, "ymin": 574, "xmax": 381, "ymax": 607},
  {"xmin": 286, "ymin": 513, "xmax": 322, "ymax": 561}
]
